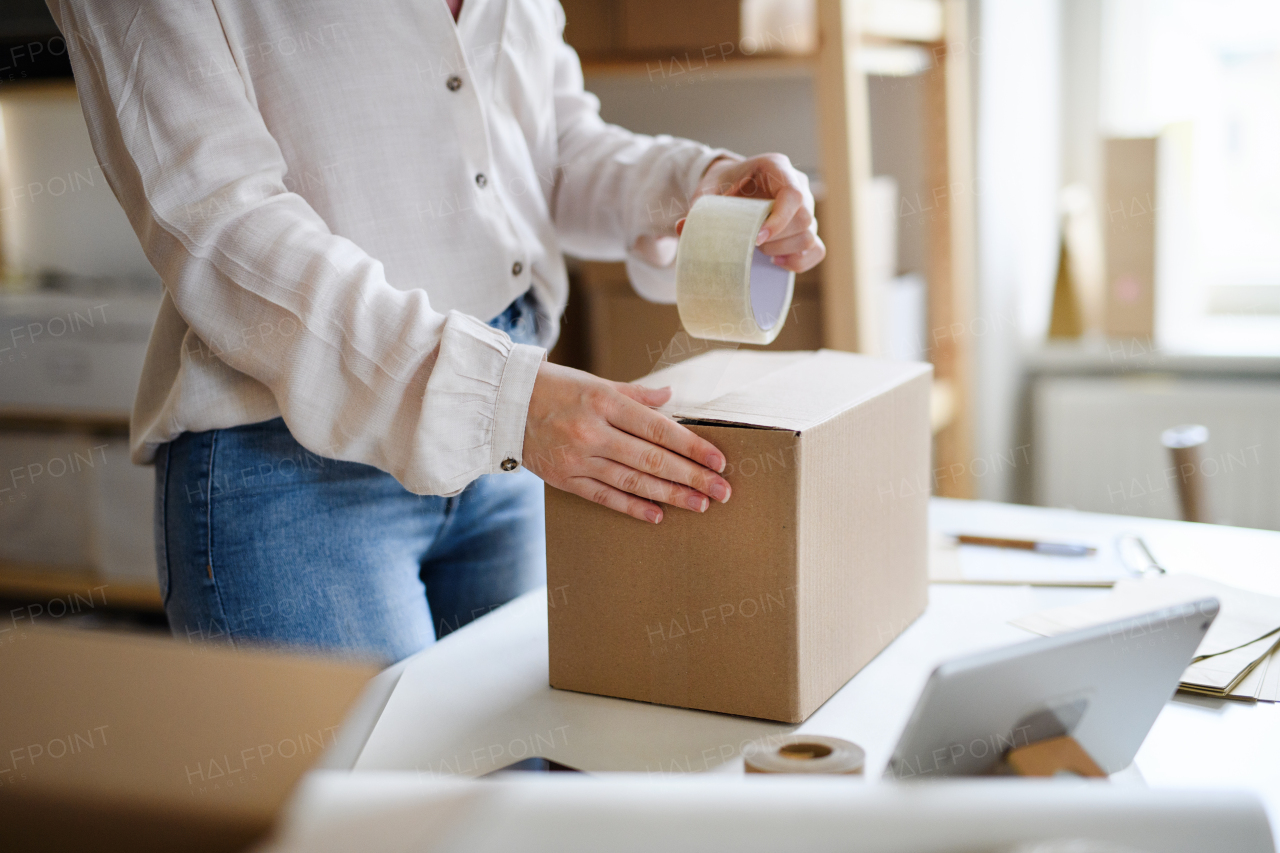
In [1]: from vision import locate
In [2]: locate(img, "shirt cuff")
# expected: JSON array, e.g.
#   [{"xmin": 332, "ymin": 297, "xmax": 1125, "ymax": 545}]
[
  {"xmin": 684, "ymin": 147, "xmax": 742, "ymax": 203},
  {"xmin": 625, "ymin": 146, "xmax": 740, "ymax": 304},
  {"xmin": 491, "ymin": 341, "xmax": 546, "ymax": 473},
  {"xmin": 625, "ymin": 253, "xmax": 678, "ymax": 304}
]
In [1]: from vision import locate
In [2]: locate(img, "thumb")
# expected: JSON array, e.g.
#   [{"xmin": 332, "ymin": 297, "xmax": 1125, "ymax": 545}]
[{"xmin": 616, "ymin": 382, "xmax": 672, "ymax": 408}]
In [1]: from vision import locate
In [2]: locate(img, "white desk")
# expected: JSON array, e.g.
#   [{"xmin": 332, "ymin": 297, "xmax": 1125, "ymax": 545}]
[{"xmin": 346, "ymin": 499, "xmax": 1280, "ymax": 835}]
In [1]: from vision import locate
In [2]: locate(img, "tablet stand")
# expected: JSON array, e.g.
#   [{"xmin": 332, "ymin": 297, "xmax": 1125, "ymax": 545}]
[{"xmin": 1004, "ymin": 735, "xmax": 1106, "ymax": 778}]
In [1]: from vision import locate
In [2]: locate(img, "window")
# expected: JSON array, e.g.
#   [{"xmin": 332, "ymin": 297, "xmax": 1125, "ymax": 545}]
[{"xmin": 1100, "ymin": 0, "xmax": 1280, "ymax": 351}]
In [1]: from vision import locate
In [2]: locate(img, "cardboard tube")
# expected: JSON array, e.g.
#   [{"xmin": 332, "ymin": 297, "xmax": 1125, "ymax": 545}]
[
  {"xmin": 1161, "ymin": 424, "xmax": 1209, "ymax": 524},
  {"xmin": 675, "ymin": 196, "xmax": 795, "ymax": 344},
  {"xmin": 744, "ymin": 735, "xmax": 865, "ymax": 775}
]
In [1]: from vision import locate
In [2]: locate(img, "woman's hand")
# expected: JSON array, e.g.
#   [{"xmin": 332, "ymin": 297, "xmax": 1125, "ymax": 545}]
[
  {"xmin": 525, "ymin": 154, "xmax": 815, "ymax": 522},
  {"xmin": 522, "ymin": 362, "xmax": 731, "ymax": 524},
  {"xmin": 681, "ymin": 153, "xmax": 826, "ymax": 274}
]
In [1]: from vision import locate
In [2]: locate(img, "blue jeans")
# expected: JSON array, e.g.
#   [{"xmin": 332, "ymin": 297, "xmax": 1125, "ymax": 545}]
[{"xmin": 154, "ymin": 292, "xmax": 547, "ymax": 664}]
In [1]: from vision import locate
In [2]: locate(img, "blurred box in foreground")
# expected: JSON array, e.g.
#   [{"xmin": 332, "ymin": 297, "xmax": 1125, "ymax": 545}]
[{"xmin": 0, "ymin": 627, "xmax": 376, "ymax": 853}]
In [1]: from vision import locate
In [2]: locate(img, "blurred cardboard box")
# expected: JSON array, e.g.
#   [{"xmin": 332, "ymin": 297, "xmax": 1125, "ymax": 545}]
[
  {"xmin": 0, "ymin": 431, "xmax": 99, "ymax": 568},
  {"xmin": 546, "ymin": 349, "xmax": 931, "ymax": 722},
  {"xmin": 91, "ymin": 439, "xmax": 158, "ymax": 584},
  {"xmin": 0, "ymin": 280, "xmax": 161, "ymax": 588},
  {"xmin": 570, "ymin": 260, "xmax": 823, "ymax": 382},
  {"xmin": 561, "ymin": 0, "xmax": 741, "ymax": 57},
  {"xmin": 620, "ymin": 0, "xmax": 741, "ymax": 56},
  {"xmin": 560, "ymin": 0, "xmax": 618, "ymax": 56},
  {"xmin": 0, "ymin": 432, "xmax": 155, "ymax": 585},
  {"xmin": 0, "ymin": 288, "xmax": 160, "ymax": 419},
  {"xmin": 563, "ymin": 0, "xmax": 814, "ymax": 59},
  {"xmin": 1103, "ymin": 137, "xmax": 1157, "ymax": 339},
  {"xmin": 0, "ymin": 626, "xmax": 376, "ymax": 853}
]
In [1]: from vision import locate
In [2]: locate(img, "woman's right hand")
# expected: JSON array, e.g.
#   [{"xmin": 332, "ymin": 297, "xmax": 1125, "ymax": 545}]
[{"xmin": 521, "ymin": 362, "xmax": 732, "ymax": 524}]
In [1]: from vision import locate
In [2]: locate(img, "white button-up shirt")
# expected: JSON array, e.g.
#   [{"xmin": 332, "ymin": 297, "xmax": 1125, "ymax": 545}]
[{"xmin": 50, "ymin": 0, "xmax": 723, "ymax": 494}]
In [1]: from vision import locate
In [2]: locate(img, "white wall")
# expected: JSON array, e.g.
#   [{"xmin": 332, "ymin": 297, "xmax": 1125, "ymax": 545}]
[
  {"xmin": 1061, "ymin": 0, "xmax": 1102, "ymax": 195},
  {"xmin": 972, "ymin": 0, "xmax": 1062, "ymax": 500}
]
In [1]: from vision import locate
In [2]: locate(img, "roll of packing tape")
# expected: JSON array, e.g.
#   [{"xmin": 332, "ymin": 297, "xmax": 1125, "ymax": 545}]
[
  {"xmin": 744, "ymin": 735, "xmax": 865, "ymax": 775},
  {"xmin": 675, "ymin": 195, "xmax": 795, "ymax": 345}
]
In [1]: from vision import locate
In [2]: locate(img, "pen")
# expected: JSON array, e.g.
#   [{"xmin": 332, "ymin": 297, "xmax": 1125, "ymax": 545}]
[{"xmin": 953, "ymin": 535, "xmax": 1096, "ymax": 557}]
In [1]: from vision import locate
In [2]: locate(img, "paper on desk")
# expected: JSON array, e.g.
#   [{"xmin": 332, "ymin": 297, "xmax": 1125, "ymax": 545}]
[
  {"xmin": 929, "ymin": 532, "xmax": 1133, "ymax": 587},
  {"xmin": 1011, "ymin": 574, "xmax": 1280, "ymax": 702},
  {"xmin": 1192, "ymin": 626, "xmax": 1280, "ymax": 700},
  {"xmin": 1182, "ymin": 634, "xmax": 1280, "ymax": 696},
  {"xmin": 1261, "ymin": 643, "xmax": 1280, "ymax": 698}
]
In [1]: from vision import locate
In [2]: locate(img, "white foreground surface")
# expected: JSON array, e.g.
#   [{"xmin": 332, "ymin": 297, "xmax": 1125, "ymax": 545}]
[
  {"xmin": 320, "ymin": 500, "xmax": 1280, "ymax": 849},
  {"xmin": 266, "ymin": 772, "xmax": 1273, "ymax": 853}
]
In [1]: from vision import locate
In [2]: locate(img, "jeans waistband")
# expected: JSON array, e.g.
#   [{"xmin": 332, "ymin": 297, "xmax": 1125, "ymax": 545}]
[{"xmin": 489, "ymin": 288, "xmax": 543, "ymax": 348}]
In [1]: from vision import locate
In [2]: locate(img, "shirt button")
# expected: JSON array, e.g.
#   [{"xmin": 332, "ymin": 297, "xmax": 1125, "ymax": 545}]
[
  {"xmin": 501, "ymin": 458, "xmax": 519, "ymax": 472},
  {"xmin": 446, "ymin": 75, "xmax": 462, "ymax": 92},
  {"xmin": 511, "ymin": 261, "xmax": 523, "ymax": 276},
  {"xmin": 475, "ymin": 173, "xmax": 487, "ymax": 188}
]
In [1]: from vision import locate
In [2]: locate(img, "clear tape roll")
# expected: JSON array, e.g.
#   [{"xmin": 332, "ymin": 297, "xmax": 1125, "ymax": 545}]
[
  {"xmin": 675, "ymin": 196, "xmax": 795, "ymax": 345},
  {"xmin": 743, "ymin": 735, "xmax": 866, "ymax": 775}
]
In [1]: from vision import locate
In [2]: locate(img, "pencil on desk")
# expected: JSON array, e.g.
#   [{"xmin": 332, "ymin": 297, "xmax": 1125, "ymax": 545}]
[{"xmin": 954, "ymin": 535, "xmax": 1097, "ymax": 557}]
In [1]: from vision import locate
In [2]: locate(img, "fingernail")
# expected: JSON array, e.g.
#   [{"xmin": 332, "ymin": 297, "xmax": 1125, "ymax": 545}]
[
  {"xmin": 646, "ymin": 508, "xmax": 662, "ymax": 524},
  {"xmin": 687, "ymin": 494, "xmax": 709, "ymax": 512},
  {"xmin": 710, "ymin": 482, "xmax": 730, "ymax": 503},
  {"xmin": 707, "ymin": 453, "xmax": 725, "ymax": 473},
  {"xmin": 756, "ymin": 228, "xmax": 770, "ymax": 246}
]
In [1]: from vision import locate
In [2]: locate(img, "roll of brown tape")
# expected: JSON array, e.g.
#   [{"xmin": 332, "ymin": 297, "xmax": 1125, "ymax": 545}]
[{"xmin": 743, "ymin": 735, "xmax": 865, "ymax": 775}]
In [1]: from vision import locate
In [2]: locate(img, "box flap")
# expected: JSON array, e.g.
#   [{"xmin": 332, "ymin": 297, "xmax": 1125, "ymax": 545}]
[
  {"xmin": 638, "ymin": 349, "xmax": 931, "ymax": 431},
  {"xmin": 633, "ymin": 349, "xmax": 808, "ymax": 413}
]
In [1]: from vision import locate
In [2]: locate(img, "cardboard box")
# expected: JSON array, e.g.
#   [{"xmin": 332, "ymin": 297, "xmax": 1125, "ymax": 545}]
[
  {"xmin": 546, "ymin": 349, "xmax": 932, "ymax": 722},
  {"xmin": 1103, "ymin": 137, "xmax": 1157, "ymax": 339},
  {"xmin": 560, "ymin": 0, "xmax": 743, "ymax": 58},
  {"xmin": 90, "ymin": 438, "xmax": 157, "ymax": 584},
  {"xmin": 620, "ymin": 0, "xmax": 741, "ymax": 56},
  {"xmin": 560, "ymin": 0, "xmax": 619, "ymax": 57},
  {"xmin": 0, "ymin": 432, "xmax": 156, "ymax": 587},
  {"xmin": 0, "ymin": 431, "xmax": 99, "ymax": 568},
  {"xmin": 0, "ymin": 626, "xmax": 376, "ymax": 853},
  {"xmin": 572, "ymin": 260, "xmax": 824, "ymax": 382},
  {"xmin": 0, "ymin": 289, "xmax": 161, "ymax": 419}
]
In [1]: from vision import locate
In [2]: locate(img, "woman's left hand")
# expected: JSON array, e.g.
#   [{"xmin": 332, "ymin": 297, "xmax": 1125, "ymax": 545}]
[{"xmin": 679, "ymin": 154, "xmax": 826, "ymax": 274}]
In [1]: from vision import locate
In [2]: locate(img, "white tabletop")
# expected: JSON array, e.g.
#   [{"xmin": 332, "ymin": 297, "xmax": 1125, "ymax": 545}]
[{"xmin": 351, "ymin": 499, "xmax": 1280, "ymax": 830}]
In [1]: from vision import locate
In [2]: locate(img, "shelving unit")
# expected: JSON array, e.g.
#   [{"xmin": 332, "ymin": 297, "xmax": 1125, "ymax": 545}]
[
  {"xmin": 0, "ymin": 411, "xmax": 159, "ymax": 611},
  {"xmin": 580, "ymin": 53, "xmax": 816, "ymax": 78},
  {"xmin": 0, "ymin": 560, "xmax": 161, "ymax": 611},
  {"xmin": 813, "ymin": 0, "xmax": 975, "ymax": 495},
  {"xmin": 563, "ymin": 0, "xmax": 977, "ymax": 492},
  {"xmin": 0, "ymin": 411, "xmax": 129, "ymax": 433}
]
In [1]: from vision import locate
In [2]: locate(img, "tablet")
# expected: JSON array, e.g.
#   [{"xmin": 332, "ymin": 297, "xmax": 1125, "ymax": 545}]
[{"xmin": 886, "ymin": 597, "xmax": 1219, "ymax": 778}]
